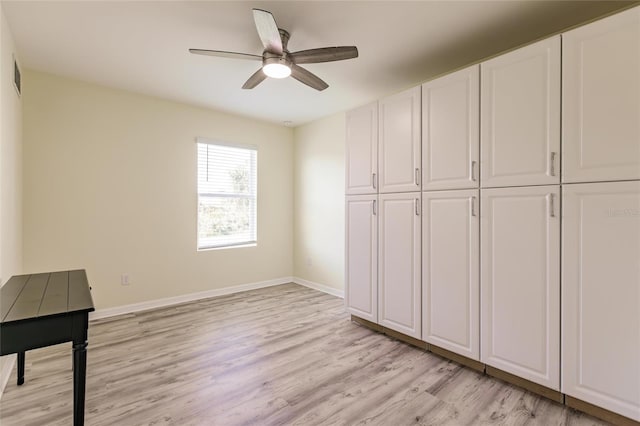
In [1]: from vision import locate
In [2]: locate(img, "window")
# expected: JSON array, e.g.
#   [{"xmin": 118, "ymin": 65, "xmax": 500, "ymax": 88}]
[{"xmin": 197, "ymin": 140, "xmax": 257, "ymax": 249}]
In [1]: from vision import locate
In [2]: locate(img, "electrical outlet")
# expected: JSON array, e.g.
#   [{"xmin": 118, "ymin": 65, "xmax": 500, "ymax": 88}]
[
  {"xmin": 306, "ymin": 257, "xmax": 312, "ymax": 267},
  {"xmin": 121, "ymin": 274, "xmax": 130, "ymax": 286}
]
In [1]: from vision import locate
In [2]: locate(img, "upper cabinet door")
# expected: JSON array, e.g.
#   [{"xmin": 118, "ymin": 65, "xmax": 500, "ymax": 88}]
[
  {"xmin": 346, "ymin": 102, "xmax": 378, "ymax": 195},
  {"xmin": 422, "ymin": 65, "xmax": 480, "ymax": 191},
  {"xmin": 562, "ymin": 181, "xmax": 640, "ymax": 421},
  {"xmin": 481, "ymin": 36, "xmax": 560, "ymax": 188},
  {"xmin": 422, "ymin": 189, "xmax": 479, "ymax": 360},
  {"xmin": 378, "ymin": 192, "xmax": 421, "ymax": 339},
  {"xmin": 563, "ymin": 8, "xmax": 640, "ymax": 183},
  {"xmin": 345, "ymin": 194, "xmax": 378, "ymax": 323},
  {"xmin": 379, "ymin": 87, "xmax": 421, "ymax": 193},
  {"xmin": 481, "ymin": 185, "xmax": 560, "ymax": 390}
]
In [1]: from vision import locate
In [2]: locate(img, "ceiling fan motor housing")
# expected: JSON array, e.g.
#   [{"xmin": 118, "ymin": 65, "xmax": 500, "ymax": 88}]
[
  {"xmin": 263, "ymin": 51, "xmax": 291, "ymax": 68},
  {"xmin": 278, "ymin": 29, "xmax": 290, "ymax": 51}
]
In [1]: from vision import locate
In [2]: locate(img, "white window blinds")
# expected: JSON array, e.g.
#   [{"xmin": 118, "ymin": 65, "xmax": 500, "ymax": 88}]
[{"xmin": 197, "ymin": 141, "xmax": 257, "ymax": 249}]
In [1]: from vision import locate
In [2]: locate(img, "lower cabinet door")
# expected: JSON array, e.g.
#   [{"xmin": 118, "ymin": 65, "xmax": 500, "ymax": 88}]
[
  {"xmin": 562, "ymin": 181, "xmax": 640, "ymax": 421},
  {"xmin": 481, "ymin": 185, "xmax": 560, "ymax": 390},
  {"xmin": 345, "ymin": 195, "xmax": 378, "ymax": 322},
  {"xmin": 422, "ymin": 189, "xmax": 479, "ymax": 360},
  {"xmin": 378, "ymin": 192, "xmax": 421, "ymax": 338}
]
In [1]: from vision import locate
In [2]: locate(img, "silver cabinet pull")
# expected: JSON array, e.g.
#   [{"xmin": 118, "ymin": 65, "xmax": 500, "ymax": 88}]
[
  {"xmin": 415, "ymin": 198, "xmax": 420, "ymax": 216},
  {"xmin": 470, "ymin": 196, "xmax": 477, "ymax": 217},
  {"xmin": 372, "ymin": 173, "xmax": 377, "ymax": 189},
  {"xmin": 372, "ymin": 199, "xmax": 377, "ymax": 216},
  {"xmin": 549, "ymin": 152, "xmax": 557, "ymax": 177},
  {"xmin": 547, "ymin": 193, "xmax": 556, "ymax": 218},
  {"xmin": 470, "ymin": 161, "xmax": 477, "ymax": 182},
  {"xmin": 415, "ymin": 168, "xmax": 420, "ymax": 186}
]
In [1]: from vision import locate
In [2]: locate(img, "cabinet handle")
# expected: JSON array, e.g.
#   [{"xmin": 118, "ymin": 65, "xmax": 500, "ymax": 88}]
[
  {"xmin": 547, "ymin": 193, "xmax": 555, "ymax": 218},
  {"xmin": 470, "ymin": 161, "xmax": 477, "ymax": 182},
  {"xmin": 415, "ymin": 168, "xmax": 420, "ymax": 186},
  {"xmin": 372, "ymin": 199, "xmax": 377, "ymax": 216},
  {"xmin": 470, "ymin": 196, "xmax": 477, "ymax": 217},
  {"xmin": 415, "ymin": 198, "xmax": 420, "ymax": 216},
  {"xmin": 549, "ymin": 152, "xmax": 556, "ymax": 177},
  {"xmin": 372, "ymin": 173, "xmax": 377, "ymax": 189}
]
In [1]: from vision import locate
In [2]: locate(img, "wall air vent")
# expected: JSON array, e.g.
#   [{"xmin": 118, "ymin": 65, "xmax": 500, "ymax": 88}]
[{"xmin": 13, "ymin": 55, "xmax": 21, "ymax": 97}]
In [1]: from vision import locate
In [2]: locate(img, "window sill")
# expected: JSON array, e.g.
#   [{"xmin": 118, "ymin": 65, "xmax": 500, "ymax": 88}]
[{"xmin": 197, "ymin": 243, "xmax": 257, "ymax": 252}]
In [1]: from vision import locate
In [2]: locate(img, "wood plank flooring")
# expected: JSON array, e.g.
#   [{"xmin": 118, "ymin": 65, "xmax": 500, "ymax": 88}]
[{"xmin": 0, "ymin": 283, "xmax": 608, "ymax": 425}]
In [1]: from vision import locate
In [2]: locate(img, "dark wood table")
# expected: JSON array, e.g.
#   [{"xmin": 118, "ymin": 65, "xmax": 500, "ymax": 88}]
[{"xmin": 0, "ymin": 269, "xmax": 94, "ymax": 426}]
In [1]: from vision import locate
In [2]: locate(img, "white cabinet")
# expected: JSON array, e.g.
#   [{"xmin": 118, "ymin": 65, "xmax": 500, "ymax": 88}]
[
  {"xmin": 562, "ymin": 8, "xmax": 640, "ymax": 183},
  {"xmin": 481, "ymin": 185, "xmax": 560, "ymax": 390},
  {"xmin": 422, "ymin": 65, "xmax": 479, "ymax": 191},
  {"xmin": 345, "ymin": 102, "xmax": 378, "ymax": 195},
  {"xmin": 345, "ymin": 195, "xmax": 378, "ymax": 322},
  {"xmin": 562, "ymin": 181, "xmax": 640, "ymax": 421},
  {"xmin": 378, "ymin": 192, "xmax": 421, "ymax": 338},
  {"xmin": 379, "ymin": 87, "xmax": 421, "ymax": 194},
  {"xmin": 481, "ymin": 36, "xmax": 560, "ymax": 188},
  {"xmin": 422, "ymin": 189, "xmax": 479, "ymax": 360}
]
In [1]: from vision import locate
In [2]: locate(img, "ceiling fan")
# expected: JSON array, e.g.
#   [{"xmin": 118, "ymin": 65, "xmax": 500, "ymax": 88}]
[{"xmin": 189, "ymin": 9, "xmax": 358, "ymax": 91}]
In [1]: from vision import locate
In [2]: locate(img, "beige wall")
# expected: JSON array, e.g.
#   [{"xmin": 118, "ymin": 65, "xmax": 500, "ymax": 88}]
[
  {"xmin": 293, "ymin": 113, "xmax": 345, "ymax": 293},
  {"xmin": 0, "ymin": 5, "xmax": 23, "ymax": 394},
  {"xmin": 0, "ymin": 7, "xmax": 23, "ymax": 285},
  {"xmin": 23, "ymin": 71, "xmax": 294, "ymax": 310}
]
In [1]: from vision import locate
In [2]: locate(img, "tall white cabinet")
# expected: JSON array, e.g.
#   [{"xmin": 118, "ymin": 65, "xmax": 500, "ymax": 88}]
[
  {"xmin": 562, "ymin": 182, "xmax": 640, "ymax": 421},
  {"xmin": 422, "ymin": 190, "xmax": 479, "ymax": 360},
  {"xmin": 378, "ymin": 192, "xmax": 421, "ymax": 339},
  {"xmin": 560, "ymin": 6, "xmax": 640, "ymax": 422},
  {"xmin": 480, "ymin": 36, "xmax": 560, "ymax": 188},
  {"xmin": 562, "ymin": 8, "xmax": 640, "ymax": 183},
  {"xmin": 479, "ymin": 35, "xmax": 561, "ymax": 390},
  {"xmin": 421, "ymin": 64, "xmax": 480, "ymax": 360},
  {"xmin": 480, "ymin": 185, "xmax": 560, "ymax": 390},
  {"xmin": 345, "ymin": 87, "xmax": 422, "ymax": 334}
]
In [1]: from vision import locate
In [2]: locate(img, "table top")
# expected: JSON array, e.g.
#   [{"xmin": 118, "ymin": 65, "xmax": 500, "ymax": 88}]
[{"xmin": 1, "ymin": 270, "xmax": 95, "ymax": 325}]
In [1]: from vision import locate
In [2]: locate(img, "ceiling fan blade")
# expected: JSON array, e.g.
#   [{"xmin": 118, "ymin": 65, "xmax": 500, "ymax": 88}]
[
  {"xmin": 189, "ymin": 49, "xmax": 262, "ymax": 61},
  {"xmin": 242, "ymin": 68, "xmax": 267, "ymax": 89},
  {"xmin": 290, "ymin": 46, "xmax": 359, "ymax": 64},
  {"xmin": 290, "ymin": 64, "xmax": 328, "ymax": 91},
  {"xmin": 252, "ymin": 9, "xmax": 283, "ymax": 55}
]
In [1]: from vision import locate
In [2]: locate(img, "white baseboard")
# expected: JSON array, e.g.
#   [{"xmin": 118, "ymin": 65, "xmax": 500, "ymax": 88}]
[
  {"xmin": 89, "ymin": 275, "xmax": 344, "ymax": 322},
  {"xmin": 0, "ymin": 354, "xmax": 16, "ymax": 400},
  {"xmin": 90, "ymin": 276, "xmax": 294, "ymax": 321},
  {"xmin": 293, "ymin": 277, "xmax": 344, "ymax": 298}
]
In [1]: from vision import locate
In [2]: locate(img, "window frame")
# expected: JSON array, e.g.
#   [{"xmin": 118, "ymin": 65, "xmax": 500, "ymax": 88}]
[{"xmin": 196, "ymin": 138, "xmax": 258, "ymax": 251}]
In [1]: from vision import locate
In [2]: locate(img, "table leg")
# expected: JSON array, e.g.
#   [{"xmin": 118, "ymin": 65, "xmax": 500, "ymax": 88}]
[
  {"xmin": 72, "ymin": 341, "xmax": 88, "ymax": 426},
  {"xmin": 17, "ymin": 352, "xmax": 25, "ymax": 385}
]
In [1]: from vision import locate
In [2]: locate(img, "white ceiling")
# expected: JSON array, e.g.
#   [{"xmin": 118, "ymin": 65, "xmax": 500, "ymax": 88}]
[{"xmin": 2, "ymin": 1, "xmax": 635, "ymax": 126}]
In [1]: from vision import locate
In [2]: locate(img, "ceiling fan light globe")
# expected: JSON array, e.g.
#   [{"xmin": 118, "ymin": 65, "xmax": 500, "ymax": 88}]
[{"xmin": 263, "ymin": 63, "xmax": 291, "ymax": 79}]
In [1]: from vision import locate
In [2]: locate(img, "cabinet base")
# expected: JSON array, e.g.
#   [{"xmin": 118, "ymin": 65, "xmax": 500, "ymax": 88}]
[
  {"xmin": 350, "ymin": 315, "xmax": 426, "ymax": 349},
  {"xmin": 485, "ymin": 365, "xmax": 563, "ymax": 403},
  {"xmin": 384, "ymin": 327, "xmax": 428, "ymax": 350},
  {"xmin": 350, "ymin": 315, "xmax": 383, "ymax": 332},
  {"xmin": 429, "ymin": 344, "xmax": 485, "ymax": 373},
  {"xmin": 565, "ymin": 396, "xmax": 640, "ymax": 426}
]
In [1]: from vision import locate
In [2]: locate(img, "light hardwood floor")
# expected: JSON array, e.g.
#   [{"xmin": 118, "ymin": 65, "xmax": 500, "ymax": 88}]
[{"xmin": 0, "ymin": 284, "xmax": 608, "ymax": 426}]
